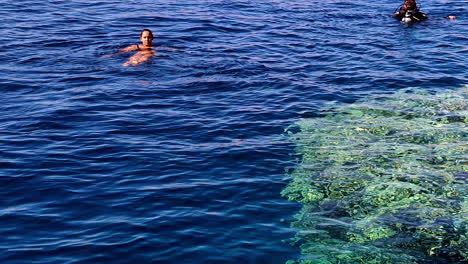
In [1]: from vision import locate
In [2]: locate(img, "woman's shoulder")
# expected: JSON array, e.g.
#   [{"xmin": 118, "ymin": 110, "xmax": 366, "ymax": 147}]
[
  {"xmin": 120, "ymin": 44, "xmax": 140, "ymax": 52},
  {"xmin": 130, "ymin": 44, "xmax": 140, "ymax": 51}
]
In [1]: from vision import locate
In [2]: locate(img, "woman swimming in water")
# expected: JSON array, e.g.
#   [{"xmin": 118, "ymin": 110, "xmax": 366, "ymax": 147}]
[
  {"xmin": 393, "ymin": 0, "xmax": 427, "ymax": 22},
  {"xmin": 104, "ymin": 29, "xmax": 155, "ymax": 66},
  {"xmin": 122, "ymin": 29, "xmax": 155, "ymax": 66}
]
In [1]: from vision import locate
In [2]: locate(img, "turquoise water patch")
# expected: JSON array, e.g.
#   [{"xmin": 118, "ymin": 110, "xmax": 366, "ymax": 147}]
[{"xmin": 283, "ymin": 86, "xmax": 467, "ymax": 264}]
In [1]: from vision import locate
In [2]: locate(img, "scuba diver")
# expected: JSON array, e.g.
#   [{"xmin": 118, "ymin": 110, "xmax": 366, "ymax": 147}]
[{"xmin": 392, "ymin": 0, "xmax": 428, "ymax": 23}]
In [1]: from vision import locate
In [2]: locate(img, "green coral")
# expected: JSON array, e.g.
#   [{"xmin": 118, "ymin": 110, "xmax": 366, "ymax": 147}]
[{"xmin": 283, "ymin": 86, "xmax": 467, "ymax": 263}]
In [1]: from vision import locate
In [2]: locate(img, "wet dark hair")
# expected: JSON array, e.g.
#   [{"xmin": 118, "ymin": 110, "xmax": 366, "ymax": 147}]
[
  {"xmin": 403, "ymin": 0, "xmax": 417, "ymax": 9},
  {"xmin": 140, "ymin": 29, "xmax": 153, "ymax": 38}
]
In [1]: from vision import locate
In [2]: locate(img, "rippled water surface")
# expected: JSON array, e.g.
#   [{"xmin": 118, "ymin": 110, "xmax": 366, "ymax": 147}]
[{"xmin": 0, "ymin": 0, "xmax": 466, "ymax": 263}]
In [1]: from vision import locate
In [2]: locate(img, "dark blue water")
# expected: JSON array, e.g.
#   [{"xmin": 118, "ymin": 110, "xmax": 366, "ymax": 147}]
[{"xmin": 0, "ymin": 0, "xmax": 466, "ymax": 263}]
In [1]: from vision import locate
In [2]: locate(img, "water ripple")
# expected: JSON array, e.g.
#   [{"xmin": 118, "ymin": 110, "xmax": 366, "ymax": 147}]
[{"xmin": 0, "ymin": 0, "xmax": 466, "ymax": 263}]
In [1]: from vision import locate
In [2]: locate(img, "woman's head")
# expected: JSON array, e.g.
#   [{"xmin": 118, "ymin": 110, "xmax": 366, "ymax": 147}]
[{"xmin": 140, "ymin": 29, "xmax": 154, "ymax": 47}]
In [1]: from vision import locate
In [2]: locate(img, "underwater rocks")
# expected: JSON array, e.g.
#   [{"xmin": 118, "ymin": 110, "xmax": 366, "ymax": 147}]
[{"xmin": 283, "ymin": 86, "xmax": 467, "ymax": 264}]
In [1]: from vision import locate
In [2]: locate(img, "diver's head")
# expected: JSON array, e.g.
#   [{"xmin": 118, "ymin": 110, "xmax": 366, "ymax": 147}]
[
  {"xmin": 140, "ymin": 29, "xmax": 154, "ymax": 47},
  {"xmin": 403, "ymin": 0, "xmax": 417, "ymax": 10}
]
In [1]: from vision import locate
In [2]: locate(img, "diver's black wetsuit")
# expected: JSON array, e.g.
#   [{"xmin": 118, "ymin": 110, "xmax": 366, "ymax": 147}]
[{"xmin": 393, "ymin": 6, "xmax": 427, "ymax": 21}]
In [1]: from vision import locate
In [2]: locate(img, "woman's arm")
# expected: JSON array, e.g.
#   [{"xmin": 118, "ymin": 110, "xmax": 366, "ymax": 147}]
[
  {"xmin": 102, "ymin": 45, "xmax": 139, "ymax": 58},
  {"xmin": 118, "ymin": 45, "xmax": 139, "ymax": 53},
  {"xmin": 122, "ymin": 50, "xmax": 155, "ymax": 67}
]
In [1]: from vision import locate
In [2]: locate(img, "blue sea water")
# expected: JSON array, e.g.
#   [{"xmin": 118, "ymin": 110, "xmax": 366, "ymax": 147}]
[{"xmin": 0, "ymin": 0, "xmax": 466, "ymax": 263}]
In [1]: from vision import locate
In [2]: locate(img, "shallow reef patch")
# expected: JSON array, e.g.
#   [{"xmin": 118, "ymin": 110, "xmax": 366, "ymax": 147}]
[{"xmin": 283, "ymin": 86, "xmax": 467, "ymax": 264}]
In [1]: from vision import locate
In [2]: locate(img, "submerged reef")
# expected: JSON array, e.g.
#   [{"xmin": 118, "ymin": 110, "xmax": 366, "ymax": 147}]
[{"xmin": 283, "ymin": 86, "xmax": 467, "ymax": 264}]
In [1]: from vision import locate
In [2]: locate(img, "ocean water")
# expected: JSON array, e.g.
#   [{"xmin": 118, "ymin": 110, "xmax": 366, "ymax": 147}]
[{"xmin": 0, "ymin": 0, "xmax": 466, "ymax": 263}]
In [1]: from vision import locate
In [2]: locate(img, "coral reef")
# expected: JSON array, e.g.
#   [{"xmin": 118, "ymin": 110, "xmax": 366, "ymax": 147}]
[{"xmin": 283, "ymin": 86, "xmax": 467, "ymax": 263}]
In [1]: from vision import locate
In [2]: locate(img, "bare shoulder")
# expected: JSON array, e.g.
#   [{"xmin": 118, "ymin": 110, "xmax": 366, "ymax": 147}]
[{"xmin": 120, "ymin": 44, "xmax": 139, "ymax": 53}]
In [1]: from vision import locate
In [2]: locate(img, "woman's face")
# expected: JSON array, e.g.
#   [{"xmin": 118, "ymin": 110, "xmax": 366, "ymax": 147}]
[{"xmin": 140, "ymin": 31, "xmax": 153, "ymax": 46}]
